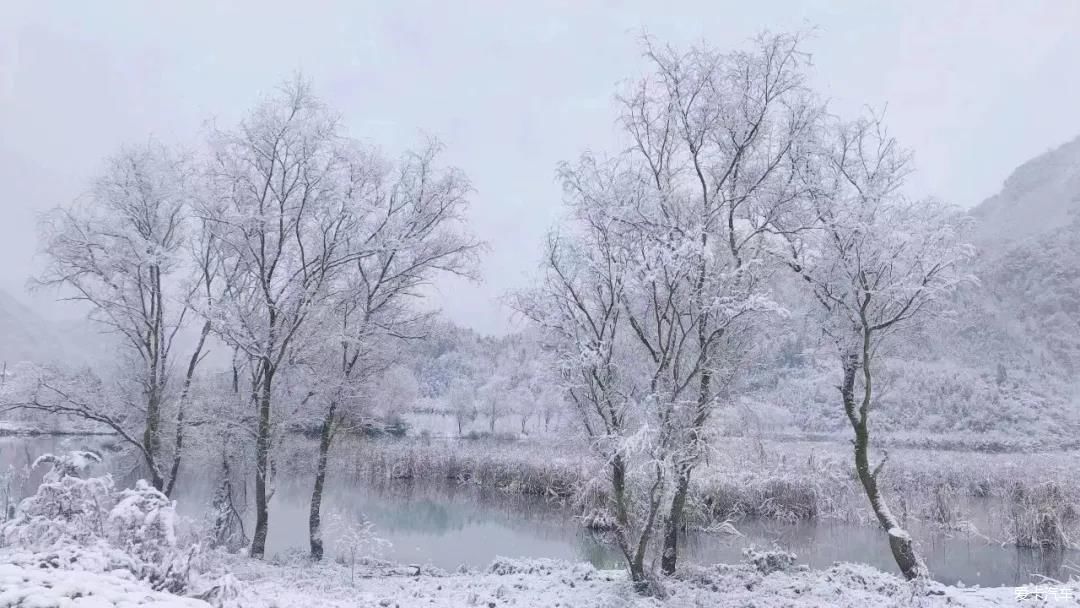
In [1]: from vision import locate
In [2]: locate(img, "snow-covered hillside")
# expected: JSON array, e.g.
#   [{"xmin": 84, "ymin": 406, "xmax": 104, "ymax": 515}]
[
  {"xmin": 728, "ymin": 137, "xmax": 1080, "ymax": 446},
  {"xmin": 971, "ymin": 135, "xmax": 1080, "ymax": 246}
]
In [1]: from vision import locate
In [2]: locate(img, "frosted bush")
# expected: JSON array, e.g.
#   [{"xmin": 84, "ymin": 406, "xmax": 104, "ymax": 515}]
[
  {"xmin": 110, "ymin": 479, "xmax": 199, "ymax": 592},
  {"xmin": 1, "ymin": 451, "xmax": 111, "ymax": 548},
  {"xmin": 110, "ymin": 480, "xmax": 178, "ymax": 558},
  {"xmin": 1, "ymin": 450, "xmax": 198, "ymax": 593},
  {"xmin": 742, "ymin": 547, "xmax": 797, "ymax": 574},
  {"xmin": 324, "ymin": 510, "xmax": 390, "ymax": 585}
]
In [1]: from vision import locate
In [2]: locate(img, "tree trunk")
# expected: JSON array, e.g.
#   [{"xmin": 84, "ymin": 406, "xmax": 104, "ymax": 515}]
[
  {"xmin": 165, "ymin": 320, "xmax": 211, "ymax": 498},
  {"xmin": 661, "ymin": 467, "xmax": 691, "ymax": 575},
  {"xmin": 610, "ymin": 452, "xmax": 649, "ymax": 591},
  {"xmin": 144, "ymin": 264, "xmax": 165, "ymax": 491},
  {"xmin": 250, "ymin": 361, "xmax": 273, "ymax": 559},
  {"xmin": 628, "ymin": 554, "xmax": 647, "ymax": 591},
  {"xmin": 852, "ymin": 424, "xmax": 924, "ymax": 579},
  {"xmin": 661, "ymin": 351, "xmax": 713, "ymax": 576},
  {"xmin": 164, "ymin": 404, "xmax": 184, "ymax": 497},
  {"xmin": 842, "ymin": 350, "xmax": 925, "ymax": 580},
  {"xmin": 611, "ymin": 452, "xmax": 629, "ymax": 528},
  {"xmin": 143, "ymin": 386, "xmax": 164, "ymax": 491},
  {"xmin": 309, "ymin": 400, "xmax": 337, "ymax": 561}
]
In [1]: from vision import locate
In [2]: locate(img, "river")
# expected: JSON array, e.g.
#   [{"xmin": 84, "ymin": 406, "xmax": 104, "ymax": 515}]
[{"xmin": 1, "ymin": 434, "xmax": 1071, "ymax": 587}]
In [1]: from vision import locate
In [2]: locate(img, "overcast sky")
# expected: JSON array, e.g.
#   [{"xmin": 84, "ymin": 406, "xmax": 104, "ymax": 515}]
[{"xmin": 2, "ymin": 1, "xmax": 1079, "ymax": 334}]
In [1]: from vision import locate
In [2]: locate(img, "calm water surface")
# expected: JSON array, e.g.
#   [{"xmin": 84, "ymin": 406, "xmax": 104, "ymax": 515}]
[{"xmin": 2, "ymin": 435, "xmax": 1073, "ymax": 587}]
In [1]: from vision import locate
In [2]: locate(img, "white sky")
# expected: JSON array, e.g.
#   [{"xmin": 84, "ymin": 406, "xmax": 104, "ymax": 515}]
[{"xmin": 2, "ymin": 0, "xmax": 1079, "ymax": 334}]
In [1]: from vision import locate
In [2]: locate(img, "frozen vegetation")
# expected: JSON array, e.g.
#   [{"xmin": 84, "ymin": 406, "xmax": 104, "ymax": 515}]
[
  {"xmin": 1, "ymin": 24, "xmax": 1079, "ymax": 608},
  {"xmin": 0, "ymin": 452, "xmax": 1047, "ymax": 607}
]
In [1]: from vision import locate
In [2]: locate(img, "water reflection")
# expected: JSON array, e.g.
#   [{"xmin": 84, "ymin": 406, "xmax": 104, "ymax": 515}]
[{"xmin": 3, "ymin": 436, "xmax": 1075, "ymax": 587}]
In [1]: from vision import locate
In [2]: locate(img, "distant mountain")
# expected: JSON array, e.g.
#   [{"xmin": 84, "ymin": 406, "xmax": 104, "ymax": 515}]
[
  {"xmin": 0, "ymin": 289, "xmax": 104, "ymax": 368},
  {"xmin": 901, "ymin": 135, "xmax": 1080, "ymax": 445},
  {"xmin": 968, "ymin": 136, "xmax": 1080, "ymax": 379},
  {"xmin": 971, "ymin": 135, "xmax": 1080, "ymax": 246},
  {"xmin": 742, "ymin": 136, "xmax": 1080, "ymax": 449}
]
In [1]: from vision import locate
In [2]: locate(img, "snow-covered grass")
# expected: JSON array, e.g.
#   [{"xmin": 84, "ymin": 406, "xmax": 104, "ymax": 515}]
[
  {"xmin": 328, "ymin": 435, "xmax": 1080, "ymax": 548},
  {"xmin": 5, "ymin": 546, "xmax": 1032, "ymax": 608},
  {"xmin": 330, "ymin": 436, "xmax": 586, "ymax": 499},
  {"xmin": 70, "ymin": 552, "xmax": 1046, "ymax": 608},
  {"xmin": 0, "ymin": 418, "xmax": 115, "ymax": 437},
  {"xmin": 1006, "ymin": 482, "xmax": 1078, "ymax": 549}
]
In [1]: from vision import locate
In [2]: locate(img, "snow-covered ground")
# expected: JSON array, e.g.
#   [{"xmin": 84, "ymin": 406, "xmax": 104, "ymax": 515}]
[
  {"xmin": 0, "ymin": 560, "xmax": 208, "ymax": 608},
  {"xmin": 0, "ymin": 550, "xmax": 1050, "ymax": 608}
]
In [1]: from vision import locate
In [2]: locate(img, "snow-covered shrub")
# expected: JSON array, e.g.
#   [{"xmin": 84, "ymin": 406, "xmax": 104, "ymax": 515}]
[
  {"xmin": 204, "ymin": 467, "xmax": 246, "ymax": 552},
  {"xmin": 110, "ymin": 481, "xmax": 177, "ymax": 559},
  {"xmin": 741, "ymin": 547, "xmax": 797, "ymax": 574},
  {"xmin": 324, "ymin": 510, "xmax": 389, "ymax": 585},
  {"xmin": 192, "ymin": 573, "xmax": 261, "ymax": 608},
  {"xmin": 2, "ymin": 450, "xmax": 199, "ymax": 594},
  {"xmin": 1, "ymin": 451, "xmax": 111, "ymax": 549},
  {"xmin": 579, "ymin": 507, "xmax": 617, "ymax": 531},
  {"xmin": 109, "ymin": 479, "xmax": 198, "ymax": 592}
]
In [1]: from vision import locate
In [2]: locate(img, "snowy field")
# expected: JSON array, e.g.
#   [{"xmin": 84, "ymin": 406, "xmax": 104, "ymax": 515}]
[{"xmin": 0, "ymin": 550, "xmax": 1043, "ymax": 608}]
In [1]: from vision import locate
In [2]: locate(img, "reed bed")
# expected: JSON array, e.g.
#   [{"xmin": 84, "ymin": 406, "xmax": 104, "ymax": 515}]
[{"xmin": 309, "ymin": 435, "xmax": 1080, "ymax": 548}]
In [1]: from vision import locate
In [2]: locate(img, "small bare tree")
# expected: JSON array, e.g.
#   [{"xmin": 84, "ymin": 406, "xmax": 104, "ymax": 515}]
[{"xmin": 785, "ymin": 115, "xmax": 972, "ymax": 580}]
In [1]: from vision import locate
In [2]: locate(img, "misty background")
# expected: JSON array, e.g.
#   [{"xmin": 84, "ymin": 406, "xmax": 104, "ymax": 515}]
[{"xmin": 2, "ymin": 0, "xmax": 1079, "ymax": 334}]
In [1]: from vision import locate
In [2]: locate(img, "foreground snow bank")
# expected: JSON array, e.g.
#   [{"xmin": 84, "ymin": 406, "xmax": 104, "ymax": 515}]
[
  {"xmin": 205, "ymin": 554, "xmax": 1035, "ymax": 608},
  {"xmin": 0, "ymin": 550, "xmax": 1055, "ymax": 608},
  {"xmin": 0, "ymin": 561, "xmax": 209, "ymax": 608}
]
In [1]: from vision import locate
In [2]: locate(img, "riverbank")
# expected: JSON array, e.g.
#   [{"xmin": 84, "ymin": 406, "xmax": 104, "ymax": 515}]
[
  {"xmin": 0, "ymin": 447, "xmax": 1054, "ymax": 607},
  {"xmin": 0, "ymin": 419, "xmax": 116, "ymax": 437},
  {"xmin": 324, "ymin": 435, "xmax": 1080, "ymax": 550},
  {"xmin": 0, "ymin": 548, "xmax": 1036, "ymax": 607}
]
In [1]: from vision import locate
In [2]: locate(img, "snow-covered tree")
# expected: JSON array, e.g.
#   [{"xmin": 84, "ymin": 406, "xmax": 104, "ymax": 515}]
[
  {"xmin": 784, "ymin": 114, "xmax": 973, "ymax": 579},
  {"xmin": 446, "ymin": 379, "xmax": 478, "ymax": 436},
  {"xmin": 303, "ymin": 139, "xmax": 478, "ymax": 561},
  {"xmin": 198, "ymin": 77, "xmax": 478, "ymax": 559},
  {"xmin": 517, "ymin": 33, "xmax": 821, "ymax": 587},
  {"xmin": 201, "ymin": 78, "xmax": 373, "ymax": 558},
  {"xmin": 30, "ymin": 141, "xmax": 211, "ymax": 494},
  {"xmin": 515, "ymin": 163, "xmax": 673, "ymax": 590},
  {"xmin": 617, "ymin": 32, "xmax": 819, "ymax": 574}
]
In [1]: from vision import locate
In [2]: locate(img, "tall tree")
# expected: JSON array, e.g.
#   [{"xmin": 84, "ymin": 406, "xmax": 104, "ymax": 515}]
[
  {"xmin": 202, "ymin": 79, "xmax": 372, "ymax": 558},
  {"xmin": 617, "ymin": 32, "xmax": 819, "ymax": 573},
  {"xmin": 516, "ymin": 160, "xmax": 672, "ymax": 592},
  {"xmin": 785, "ymin": 115, "xmax": 972, "ymax": 580},
  {"xmin": 307, "ymin": 140, "xmax": 479, "ymax": 561}
]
